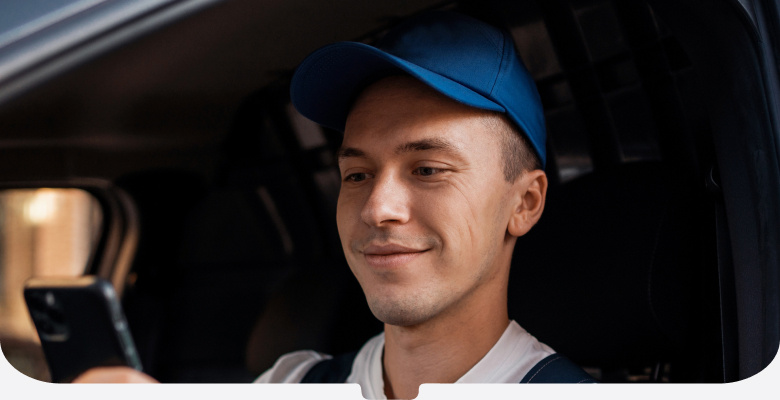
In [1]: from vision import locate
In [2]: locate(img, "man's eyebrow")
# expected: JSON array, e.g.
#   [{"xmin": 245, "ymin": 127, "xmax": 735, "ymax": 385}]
[
  {"xmin": 395, "ymin": 138, "xmax": 459, "ymax": 155},
  {"xmin": 337, "ymin": 138, "xmax": 460, "ymax": 161},
  {"xmin": 337, "ymin": 147, "xmax": 366, "ymax": 160}
]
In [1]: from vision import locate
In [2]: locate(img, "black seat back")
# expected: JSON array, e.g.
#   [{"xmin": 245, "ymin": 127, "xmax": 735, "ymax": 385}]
[{"xmin": 509, "ymin": 162, "xmax": 711, "ymax": 382}]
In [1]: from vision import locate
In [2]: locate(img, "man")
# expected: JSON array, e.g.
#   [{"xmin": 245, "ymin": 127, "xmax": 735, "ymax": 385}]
[
  {"xmin": 74, "ymin": 11, "xmax": 594, "ymax": 395},
  {"xmin": 258, "ymin": 11, "xmax": 595, "ymax": 396}
]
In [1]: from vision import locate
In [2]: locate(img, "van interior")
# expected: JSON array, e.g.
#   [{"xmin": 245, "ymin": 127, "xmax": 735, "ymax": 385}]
[{"xmin": 0, "ymin": 0, "xmax": 778, "ymax": 384}]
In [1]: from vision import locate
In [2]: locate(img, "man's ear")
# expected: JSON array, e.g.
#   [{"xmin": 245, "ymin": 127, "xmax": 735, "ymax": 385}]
[{"xmin": 507, "ymin": 170, "xmax": 548, "ymax": 237}]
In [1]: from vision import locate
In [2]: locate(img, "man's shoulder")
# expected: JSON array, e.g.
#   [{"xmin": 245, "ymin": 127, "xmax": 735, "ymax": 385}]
[
  {"xmin": 255, "ymin": 332, "xmax": 385, "ymax": 385},
  {"xmin": 299, "ymin": 350, "xmax": 360, "ymax": 383},
  {"xmin": 254, "ymin": 350, "xmax": 331, "ymax": 383},
  {"xmin": 520, "ymin": 353, "xmax": 598, "ymax": 384}
]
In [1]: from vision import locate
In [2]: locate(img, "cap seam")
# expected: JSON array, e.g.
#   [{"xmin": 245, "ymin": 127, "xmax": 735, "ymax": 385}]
[
  {"xmin": 473, "ymin": 24, "xmax": 504, "ymax": 95},
  {"xmin": 489, "ymin": 34, "xmax": 510, "ymax": 97}
]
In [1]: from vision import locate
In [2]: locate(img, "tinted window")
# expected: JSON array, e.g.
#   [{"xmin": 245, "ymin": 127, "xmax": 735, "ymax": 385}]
[{"xmin": 0, "ymin": 188, "xmax": 102, "ymax": 381}]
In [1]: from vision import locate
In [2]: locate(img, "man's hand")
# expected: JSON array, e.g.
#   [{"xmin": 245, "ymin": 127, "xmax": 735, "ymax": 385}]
[{"xmin": 72, "ymin": 366, "xmax": 159, "ymax": 383}]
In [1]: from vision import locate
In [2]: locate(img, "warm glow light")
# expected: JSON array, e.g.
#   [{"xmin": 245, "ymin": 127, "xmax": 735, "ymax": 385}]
[{"xmin": 24, "ymin": 189, "xmax": 59, "ymax": 224}]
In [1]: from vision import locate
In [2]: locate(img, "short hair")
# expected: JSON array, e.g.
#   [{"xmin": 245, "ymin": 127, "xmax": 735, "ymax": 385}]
[{"xmin": 482, "ymin": 112, "xmax": 543, "ymax": 182}]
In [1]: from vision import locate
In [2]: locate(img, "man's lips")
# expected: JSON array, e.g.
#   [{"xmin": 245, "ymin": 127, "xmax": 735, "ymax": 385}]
[
  {"xmin": 362, "ymin": 244, "xmax": 427, "ymax": 255},
  {"xmin": 361, "ymin": 244, "xmax": 429, "ymax": 268}
]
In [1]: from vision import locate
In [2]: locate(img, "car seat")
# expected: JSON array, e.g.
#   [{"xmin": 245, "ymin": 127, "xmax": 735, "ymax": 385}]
[{"xmin": 509, "ymin": 161, "xmax": 718, "ymax": 382}]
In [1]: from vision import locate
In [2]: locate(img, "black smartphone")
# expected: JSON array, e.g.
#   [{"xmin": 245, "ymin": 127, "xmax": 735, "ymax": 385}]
[{"xmin": 24, "ymin": 276, "xmax": 143, "ymax": 383}]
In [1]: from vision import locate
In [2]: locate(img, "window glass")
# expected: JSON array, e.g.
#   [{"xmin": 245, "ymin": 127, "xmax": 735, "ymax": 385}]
[
  {"xmin": 0, "ymin": 188, "xmax": 102, "ymax": 381},
  {"xmin": 0, "ymin": 0, "xmax": 102, "ymax": 47}
]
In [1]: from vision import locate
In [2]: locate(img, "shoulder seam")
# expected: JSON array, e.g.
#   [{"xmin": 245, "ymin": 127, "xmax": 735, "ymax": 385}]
[{"xmin": 525, "ymin": 354, "xmax": 563, "ymax": 383}]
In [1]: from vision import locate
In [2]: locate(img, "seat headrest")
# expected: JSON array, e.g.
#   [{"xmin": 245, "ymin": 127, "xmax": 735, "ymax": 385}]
[{"xmin": 509, "ymin": 162, "xmax": 705, "ymax": 368}]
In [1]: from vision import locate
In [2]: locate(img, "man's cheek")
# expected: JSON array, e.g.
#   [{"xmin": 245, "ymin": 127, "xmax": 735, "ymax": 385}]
[{"xmin": 336, "ymin": 198, "xmax": 360, "ymax": 234}]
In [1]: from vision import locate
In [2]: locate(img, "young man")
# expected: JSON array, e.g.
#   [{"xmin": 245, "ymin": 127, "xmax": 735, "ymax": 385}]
[
  {"xmin": 74, "ymin": 11, "xmax": 594, "ymax": 395},
  {"xmin": 256, "ymin": 10, "xmax": 594, "ymax": 397}
]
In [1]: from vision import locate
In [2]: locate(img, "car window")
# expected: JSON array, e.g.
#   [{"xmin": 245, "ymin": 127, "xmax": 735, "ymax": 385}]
[
  {"xmin": 0, "ymin": 188, "xmax": 102, "ymax": 381},
  {"xmin": 0, "ymin": 0, "xmax": 103, "ymax": 48}
]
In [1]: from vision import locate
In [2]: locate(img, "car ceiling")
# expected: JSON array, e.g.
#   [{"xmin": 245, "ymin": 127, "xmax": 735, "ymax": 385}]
[{"xmin": 0, "ymin": 0, "xmax": 446, "ymax": 181}]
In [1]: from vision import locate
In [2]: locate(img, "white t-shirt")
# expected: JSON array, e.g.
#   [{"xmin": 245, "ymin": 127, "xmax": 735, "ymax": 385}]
[{"xmin": 255, "ymin": 320, "xmax": 555, "ymax": 399}]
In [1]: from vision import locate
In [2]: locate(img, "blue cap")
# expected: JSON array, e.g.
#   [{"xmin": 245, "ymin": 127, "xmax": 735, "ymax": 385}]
[{"xmin": 290, "ymin": 11, "xmax": 547, "ymax": 167}]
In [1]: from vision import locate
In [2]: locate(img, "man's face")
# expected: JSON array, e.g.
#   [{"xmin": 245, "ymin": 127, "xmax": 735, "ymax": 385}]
[{"xmin": 337, "ymin": 76, "xmax": 518, "ymax": 327}]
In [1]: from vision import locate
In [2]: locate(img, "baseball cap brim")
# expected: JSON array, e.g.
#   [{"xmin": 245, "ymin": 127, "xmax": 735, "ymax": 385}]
[{"xmin": 290, "ymin": 41, "xmax": 506, "ymax": 133}]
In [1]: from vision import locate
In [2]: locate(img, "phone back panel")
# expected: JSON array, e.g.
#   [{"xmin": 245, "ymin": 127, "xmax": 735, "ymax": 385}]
[{"xmin": 24, "ymin": 276, "xmax": 142, "ymax": 382}]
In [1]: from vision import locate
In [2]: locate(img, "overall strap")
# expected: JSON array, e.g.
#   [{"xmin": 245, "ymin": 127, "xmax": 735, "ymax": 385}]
[
  {"xmin": 301, "ymin": 351, "xmax": 596, "ymax": 383},
  {"xmin": 520, "ymin": 354, "xmax": 597, "ymax": 383},
  {"xmin": 300, "ymin": 351, "xmax": 359, "ymax": 383}
]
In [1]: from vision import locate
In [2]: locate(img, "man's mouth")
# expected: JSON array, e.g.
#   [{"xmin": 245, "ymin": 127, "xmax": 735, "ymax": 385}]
[{"xmin": 361, "ymin": 244, "xmax": 429, "ymax": 268}]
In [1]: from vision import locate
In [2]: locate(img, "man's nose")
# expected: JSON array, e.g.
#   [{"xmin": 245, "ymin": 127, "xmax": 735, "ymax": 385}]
[{"xmin": 360, "ymin": 172, "xmax": 409, "ymax": 227}]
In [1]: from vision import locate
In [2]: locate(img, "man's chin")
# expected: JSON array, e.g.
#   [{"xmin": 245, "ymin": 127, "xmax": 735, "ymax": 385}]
[{"xmin": 367, "ymin": 297, "xmax": 438, "ymax": 327}]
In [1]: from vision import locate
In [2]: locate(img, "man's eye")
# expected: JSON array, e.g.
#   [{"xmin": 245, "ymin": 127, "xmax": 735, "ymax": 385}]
[
  {"xmin": 413, "ymin": 167, "xmax": 440, "ymax": 176},
  {"xmin": 345, "ymin": 173, "xmax": 368, "ymax": 182}
]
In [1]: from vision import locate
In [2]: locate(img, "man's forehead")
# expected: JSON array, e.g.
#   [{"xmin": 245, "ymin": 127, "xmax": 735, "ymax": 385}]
[
  {"xmin": 349, "ymin": 76, "xmax": 457, "ymax": 118},
  {"xmin": 344, "ymin": 77, "xmax": 493, "ymax": 135},
  {"xmin": 340, "ymin": 75, "xmax": 504, "ymax": 166}
]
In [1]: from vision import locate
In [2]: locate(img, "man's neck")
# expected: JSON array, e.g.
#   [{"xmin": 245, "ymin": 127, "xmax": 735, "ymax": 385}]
[{"xmin": 381, "ymin": 299, "xmax": 509, "ymax": 399}]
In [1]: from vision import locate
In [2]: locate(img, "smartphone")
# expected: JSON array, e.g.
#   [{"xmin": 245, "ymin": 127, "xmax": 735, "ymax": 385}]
[{"xmin": 24, "ymin": 276, "xmax": 143, "ymax": 383}]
